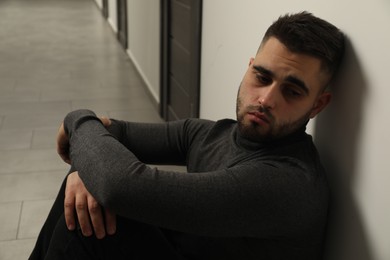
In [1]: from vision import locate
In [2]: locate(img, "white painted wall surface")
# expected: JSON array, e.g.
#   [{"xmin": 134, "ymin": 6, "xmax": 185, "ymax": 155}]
[
  {"xmin": 126, "ymin": 0, "xmax": 160, "ymax": 102},
  {"xmin": 92, "ymin": 1, "xmax": 389, "ymax": 258},
  {"xmin": 201, "ymin": 1, "xmax": 390, "ymax": 260},
  {"xmin": 94, "ymin": 0, "xmax": 102, "ymax": 9},
  {"xmin": 107, "ymin": 0, "xmax": 117, "ymax": 32}
]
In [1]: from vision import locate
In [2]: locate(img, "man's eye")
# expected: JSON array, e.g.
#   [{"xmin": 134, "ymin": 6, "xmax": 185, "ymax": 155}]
[
  {"xmin": 284, "ymin": 87, "xmax": 302, "ymax": 97},
  {"xmin": 255, "ymin": 74, "xmax": 271, "ymax": 85}
]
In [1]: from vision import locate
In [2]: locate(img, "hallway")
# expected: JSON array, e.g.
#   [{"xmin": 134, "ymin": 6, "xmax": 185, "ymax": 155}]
[{"xmin": 0, "ymin": 0, "xmax": 162, "ymax": 258}]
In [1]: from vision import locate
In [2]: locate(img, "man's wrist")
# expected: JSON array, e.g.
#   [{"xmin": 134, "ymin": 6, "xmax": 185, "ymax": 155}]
[{"xmin": 64, "ymin": 109, "xmax": 99, "ymax": 138}]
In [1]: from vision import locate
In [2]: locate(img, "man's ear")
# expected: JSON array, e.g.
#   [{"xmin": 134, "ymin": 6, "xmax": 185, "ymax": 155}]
[
  {"xmin": 309, "ymin": 91, "xmax": 332, "ymax": 118},
  {"xmin": 248, "ymin": 57, "xmax": 254, "ymax": 66}
]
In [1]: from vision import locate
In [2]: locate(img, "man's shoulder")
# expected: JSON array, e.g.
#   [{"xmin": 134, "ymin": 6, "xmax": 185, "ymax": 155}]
[
  {"xmin": 177, "ymin": 118, "xmax": 237, "ymax": 148},
  {"xmin": 181, "ymin": 118, "xmax": 236, "ymax": 132},
  {"xmin": 183, "ymin": 118, "xmax": 236, "ymax": 124}
]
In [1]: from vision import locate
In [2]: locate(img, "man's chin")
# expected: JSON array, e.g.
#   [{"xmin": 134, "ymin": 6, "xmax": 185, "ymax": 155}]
[{"xmin": 238, "ymin": 122, "xmax": 273, "ymax": 142}]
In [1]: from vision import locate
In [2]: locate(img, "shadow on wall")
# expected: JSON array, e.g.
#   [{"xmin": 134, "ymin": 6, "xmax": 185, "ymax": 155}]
[{"xmin": 314, "ymin": 39, "xmax": 374, "ymax": 260}]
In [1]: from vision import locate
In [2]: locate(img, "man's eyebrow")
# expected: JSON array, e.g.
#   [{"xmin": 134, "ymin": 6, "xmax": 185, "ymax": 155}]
[
  {"xmin": 285, "ymin": 75, "xmax": 309, "ymax": 95},
  {"xmin": 253, "ymin": 65, "xmax": 309, "ymax": 95},
  {"xmin": 253, "ymin": 65, "xmax": 274, "ymax": 77}
]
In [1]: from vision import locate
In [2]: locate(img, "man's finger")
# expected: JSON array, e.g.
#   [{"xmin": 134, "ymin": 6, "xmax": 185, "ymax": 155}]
[
  {"xmin": 64, "ymin": 192, "xmax": 76, "ymax": 231},
  {"xmin": 56, "ymin": 122, "xmax": 71, "ymax": 164},
  {"xmin": 99, "ymin": 116, "xmax": 112, "ymax": 127},
  {"xmin": 104, "ymin": 208, "xmax": 117, "ymax": 235},
  {"xmin": 57, "ymin": 147, "xmax": 70, "ymax": 164},
  {"xmin": 75, "ymin": 194, "xmax": 93, "ymax": 237},
  {"xmin": 88, "ymin": 196, "xmax": 106, "ymax": 239}
]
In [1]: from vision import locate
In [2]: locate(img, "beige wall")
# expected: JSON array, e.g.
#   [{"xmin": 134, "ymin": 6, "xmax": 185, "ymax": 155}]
[
  {"xmin": 96, "ymin": 0, "xmax": 160, "ymax": 103},
  {"xmin": 94, "ymin": 0, "xmax": 102, "ymax": 9},
  {"xmin": 102, "ymin": 0, "xmax": 160, "ymax": 103},
  {"xmin": 95, "ymin": 1, "xmax": 390, "ymax": 259},
  {"xmin": 126, "ymin": 0, "xmax": 160, "ymax": 103},
  {"xmin": 201, "ymin": 1, "xmax": 390, "ymax": 260},
  {"xmin": 107, "ymin": 0, "xmax": 117, "ymax": 32}
]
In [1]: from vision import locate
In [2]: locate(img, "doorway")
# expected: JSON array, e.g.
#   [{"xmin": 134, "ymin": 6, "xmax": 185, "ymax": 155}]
[
  {"xmin": 160, "ymin": 0, "xmax": 202, "ymax": 121},
  {"xmin": 117, "ymin": 0, "xmax": 128, "ymax": 49},
  {"xmin": 102, "ymin": 0, "xmax": 108, "ymax": 18}
]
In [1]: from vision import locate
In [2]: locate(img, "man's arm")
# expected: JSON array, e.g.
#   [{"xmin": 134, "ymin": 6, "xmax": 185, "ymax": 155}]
[
  {"xmin": 100, "ymin": 119, "xmax": 190, "ymax": 166},
  {"xmin": 57, "ymin": 116, "xmax": 112, "ymax": 164},
  {"xmin": 63, "ymin": 109, "xmax": 323, "ymax": 238},
  {"xmin": 57, "ymin": 111, "xmax": 198, "ymax": 239},
  {"xmin": 57, "ymin": 116, "xmax": 117, "ymax": 239},
  {"xmin": 64, "ymin": 171, "xmax": 116, "ymax": 239}
]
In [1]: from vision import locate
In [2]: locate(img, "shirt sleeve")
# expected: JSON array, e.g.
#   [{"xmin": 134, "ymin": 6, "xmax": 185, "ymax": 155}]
[
  {"xmin": 64, "ymin": 109, "xmax": 327, "ymax": 238},
  {"xmin": 103, "ymin": 119, "xmax": 188, "ymax": 166}
]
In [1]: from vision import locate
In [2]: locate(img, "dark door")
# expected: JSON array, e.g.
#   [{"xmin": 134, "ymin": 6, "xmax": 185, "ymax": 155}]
[
  {"xmin": 102, "ymin": 0, "xmax": 108, "ymax": 18},
  {"xmin": 160, "ymin": 0, "xmax": 202, "ymax": 120},
  {"xmin": 117, "ymin": 0, "xmax": 128, "ymax": 49}
]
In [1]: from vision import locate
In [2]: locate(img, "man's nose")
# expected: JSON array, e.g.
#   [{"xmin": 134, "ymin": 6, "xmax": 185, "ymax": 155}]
[{"xmin": 257, "ymin": 85, "xmax": 279, "ymax": 109}]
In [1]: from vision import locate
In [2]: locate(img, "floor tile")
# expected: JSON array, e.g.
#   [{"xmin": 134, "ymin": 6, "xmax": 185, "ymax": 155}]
[
  {"xmin": 0, "ymin": 149, "xmax": 68, "ymax": 175},
  {"xmin": 0, "ymin": 78, "xmax": 15, "ymax": 91},
  {"xmin": 0, "ymin": 171, "xmax": 65, "ymax": 203},
  {"xmin": 0, "ymin": 87, "xmax": 41, "ymax": 103},
  {"xmin": 1, "ymin": 113, "xmax": 66, "ymax": 131},
  {"xmin": 0, "ymin": 100, "xmax": 71, "ymax": 116},
  {"xmin": 71, "ymin": 97, "xmax": 155, "ymax": 112},
  {"xmin": 18, "ymin": 199, "xmax": 55, "ymax": 239},
  {"xmin": 109, "ymin": 109, "xmax": 163, "ymax": 123},
  {"xmin": 16, "ymin": 76, "xmax": 102, "ymax": 92},
  {"xmin": 31, "ymin": 128, "xmax": 59, "ymax": 149},
  {"xmin": 0, "ymin": 129, "xmax": 33, "ymax": 150},
  {"xmin": 0, "ymin": 67, "xmax": 24, "ymax": 79},
  {"xmin": 0, "ymin": 239, "xmax": 36, "ymax": 260},
  {"xmin": 0, "ymin": 202, "xmax": 22, "ymax": 241},
  {"xmin": 40, "ymin": 85, "xmax": 141, "ymax": 102},
  {"xmin": 0, "ymin": 0, "xmax": 163, "ymax": 250}
]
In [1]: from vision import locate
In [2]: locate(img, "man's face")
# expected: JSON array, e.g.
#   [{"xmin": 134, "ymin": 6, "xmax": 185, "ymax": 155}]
[{"xmin": 236, "ymin": 37, "xmax": 331, "ymax": 142}]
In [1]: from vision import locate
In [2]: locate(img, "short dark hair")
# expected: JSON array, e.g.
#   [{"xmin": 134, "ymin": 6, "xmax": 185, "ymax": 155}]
[{"xmin": 261, "ymin": 12, "xmax": 345, "ymax": 86}]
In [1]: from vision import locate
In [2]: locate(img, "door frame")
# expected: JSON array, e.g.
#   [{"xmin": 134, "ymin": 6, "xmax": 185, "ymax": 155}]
[
  {"xmin": 117, "ymin": 0, "xmax": 128, "ymax": 49},
  {"xmin": 160, "ymin": 0, "xmax": 203, "ymax": 120},
  {"xmin": 102, "ymin": 0, "xmax": 109, "ymax": 18}
]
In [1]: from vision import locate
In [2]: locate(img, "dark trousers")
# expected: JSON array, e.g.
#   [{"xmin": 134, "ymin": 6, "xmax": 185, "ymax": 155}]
[{"xmin": 29, "ymin": 176, "xmax": 184, "ymax": 260}]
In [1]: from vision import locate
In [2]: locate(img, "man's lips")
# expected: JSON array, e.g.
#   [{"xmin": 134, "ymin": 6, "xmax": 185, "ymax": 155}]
[{"xmin": 247, "ymin": 111, "xmax": 270, "ymax": 124}]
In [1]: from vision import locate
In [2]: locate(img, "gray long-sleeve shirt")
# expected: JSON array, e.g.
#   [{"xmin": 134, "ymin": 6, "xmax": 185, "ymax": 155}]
[{"xmin": 64, "ymin": 109, "xmax": 329, "ymax": 259}]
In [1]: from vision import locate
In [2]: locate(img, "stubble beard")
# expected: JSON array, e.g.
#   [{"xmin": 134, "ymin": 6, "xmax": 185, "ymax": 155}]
[{"xmin": 236, "ymin": 96, "xmax": 310, "ymax": 142}]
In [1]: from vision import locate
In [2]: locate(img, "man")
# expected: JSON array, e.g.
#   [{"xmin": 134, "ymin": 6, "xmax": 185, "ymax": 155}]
[{"xmin": 30, "ymin": 12, "xmax": 344, "ymax": 259}]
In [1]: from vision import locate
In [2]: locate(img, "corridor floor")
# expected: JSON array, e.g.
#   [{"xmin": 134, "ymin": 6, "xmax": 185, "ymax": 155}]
[{"xmin": 0, "ymin": 0, "xmax": 162, "ymax": 259}]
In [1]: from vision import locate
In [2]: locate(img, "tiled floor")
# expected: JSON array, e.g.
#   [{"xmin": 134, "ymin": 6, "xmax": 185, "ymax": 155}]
[{"xmin": 0, "ymin": 0, "xmax": 163, "ymax": 259}]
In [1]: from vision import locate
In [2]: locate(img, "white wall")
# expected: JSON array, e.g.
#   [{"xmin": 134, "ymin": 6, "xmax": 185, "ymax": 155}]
[
  {"xmin": 94, "ymin": 0, "xmax": 102, "ymax": 9},
  {"xmin": 91, "ymin": 1, "xmax": 389, "ymax": 258},
  {"xmin": 107, "ymin": 0, "xmax": 117, "ymax": 32},
  {"xmin": 93, "ymin": 0, "xmax": 160, "ymax": 102},
  {"xmin": 201, "ymin": 1, "xmax": 390, "ymax": 260},
  {"xmin": 126, "ymin": 0, "xmax": 160, "ymax": 103}
]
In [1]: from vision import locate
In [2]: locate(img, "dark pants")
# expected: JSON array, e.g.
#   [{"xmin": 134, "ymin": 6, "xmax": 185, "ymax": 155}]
[{"xmin": 29, "ymin": 176, "xmax": 183, "ymax": 260}]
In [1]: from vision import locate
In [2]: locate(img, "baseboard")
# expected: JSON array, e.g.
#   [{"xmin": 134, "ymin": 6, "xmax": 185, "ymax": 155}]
[
  {"xmin": 107, "ymin": 18, "xmax": 118, "ymax": 33},
  {"xmin": 126, "ymin": 49, "xmax": 160, "ymax": 111},
  {"xmin": 94, "ymin": 3, "xmax": 160, "ymax": 114}
]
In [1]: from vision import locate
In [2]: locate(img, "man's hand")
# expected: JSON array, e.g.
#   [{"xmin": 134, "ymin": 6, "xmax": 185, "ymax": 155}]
[
  {"xmin": 57, "ymin": 122, "xmax": 71, "ymax": 164},
  {"xmin": 99, "ymin": 116, "xmax": 112, "ymax": 128},
  {"xmin": 65, "ymin": 171, "xmax": 116, "ymax": 239},
  {"xmin": 56, "ymin": 116, "xmax": 112, "ymax": 164}
]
